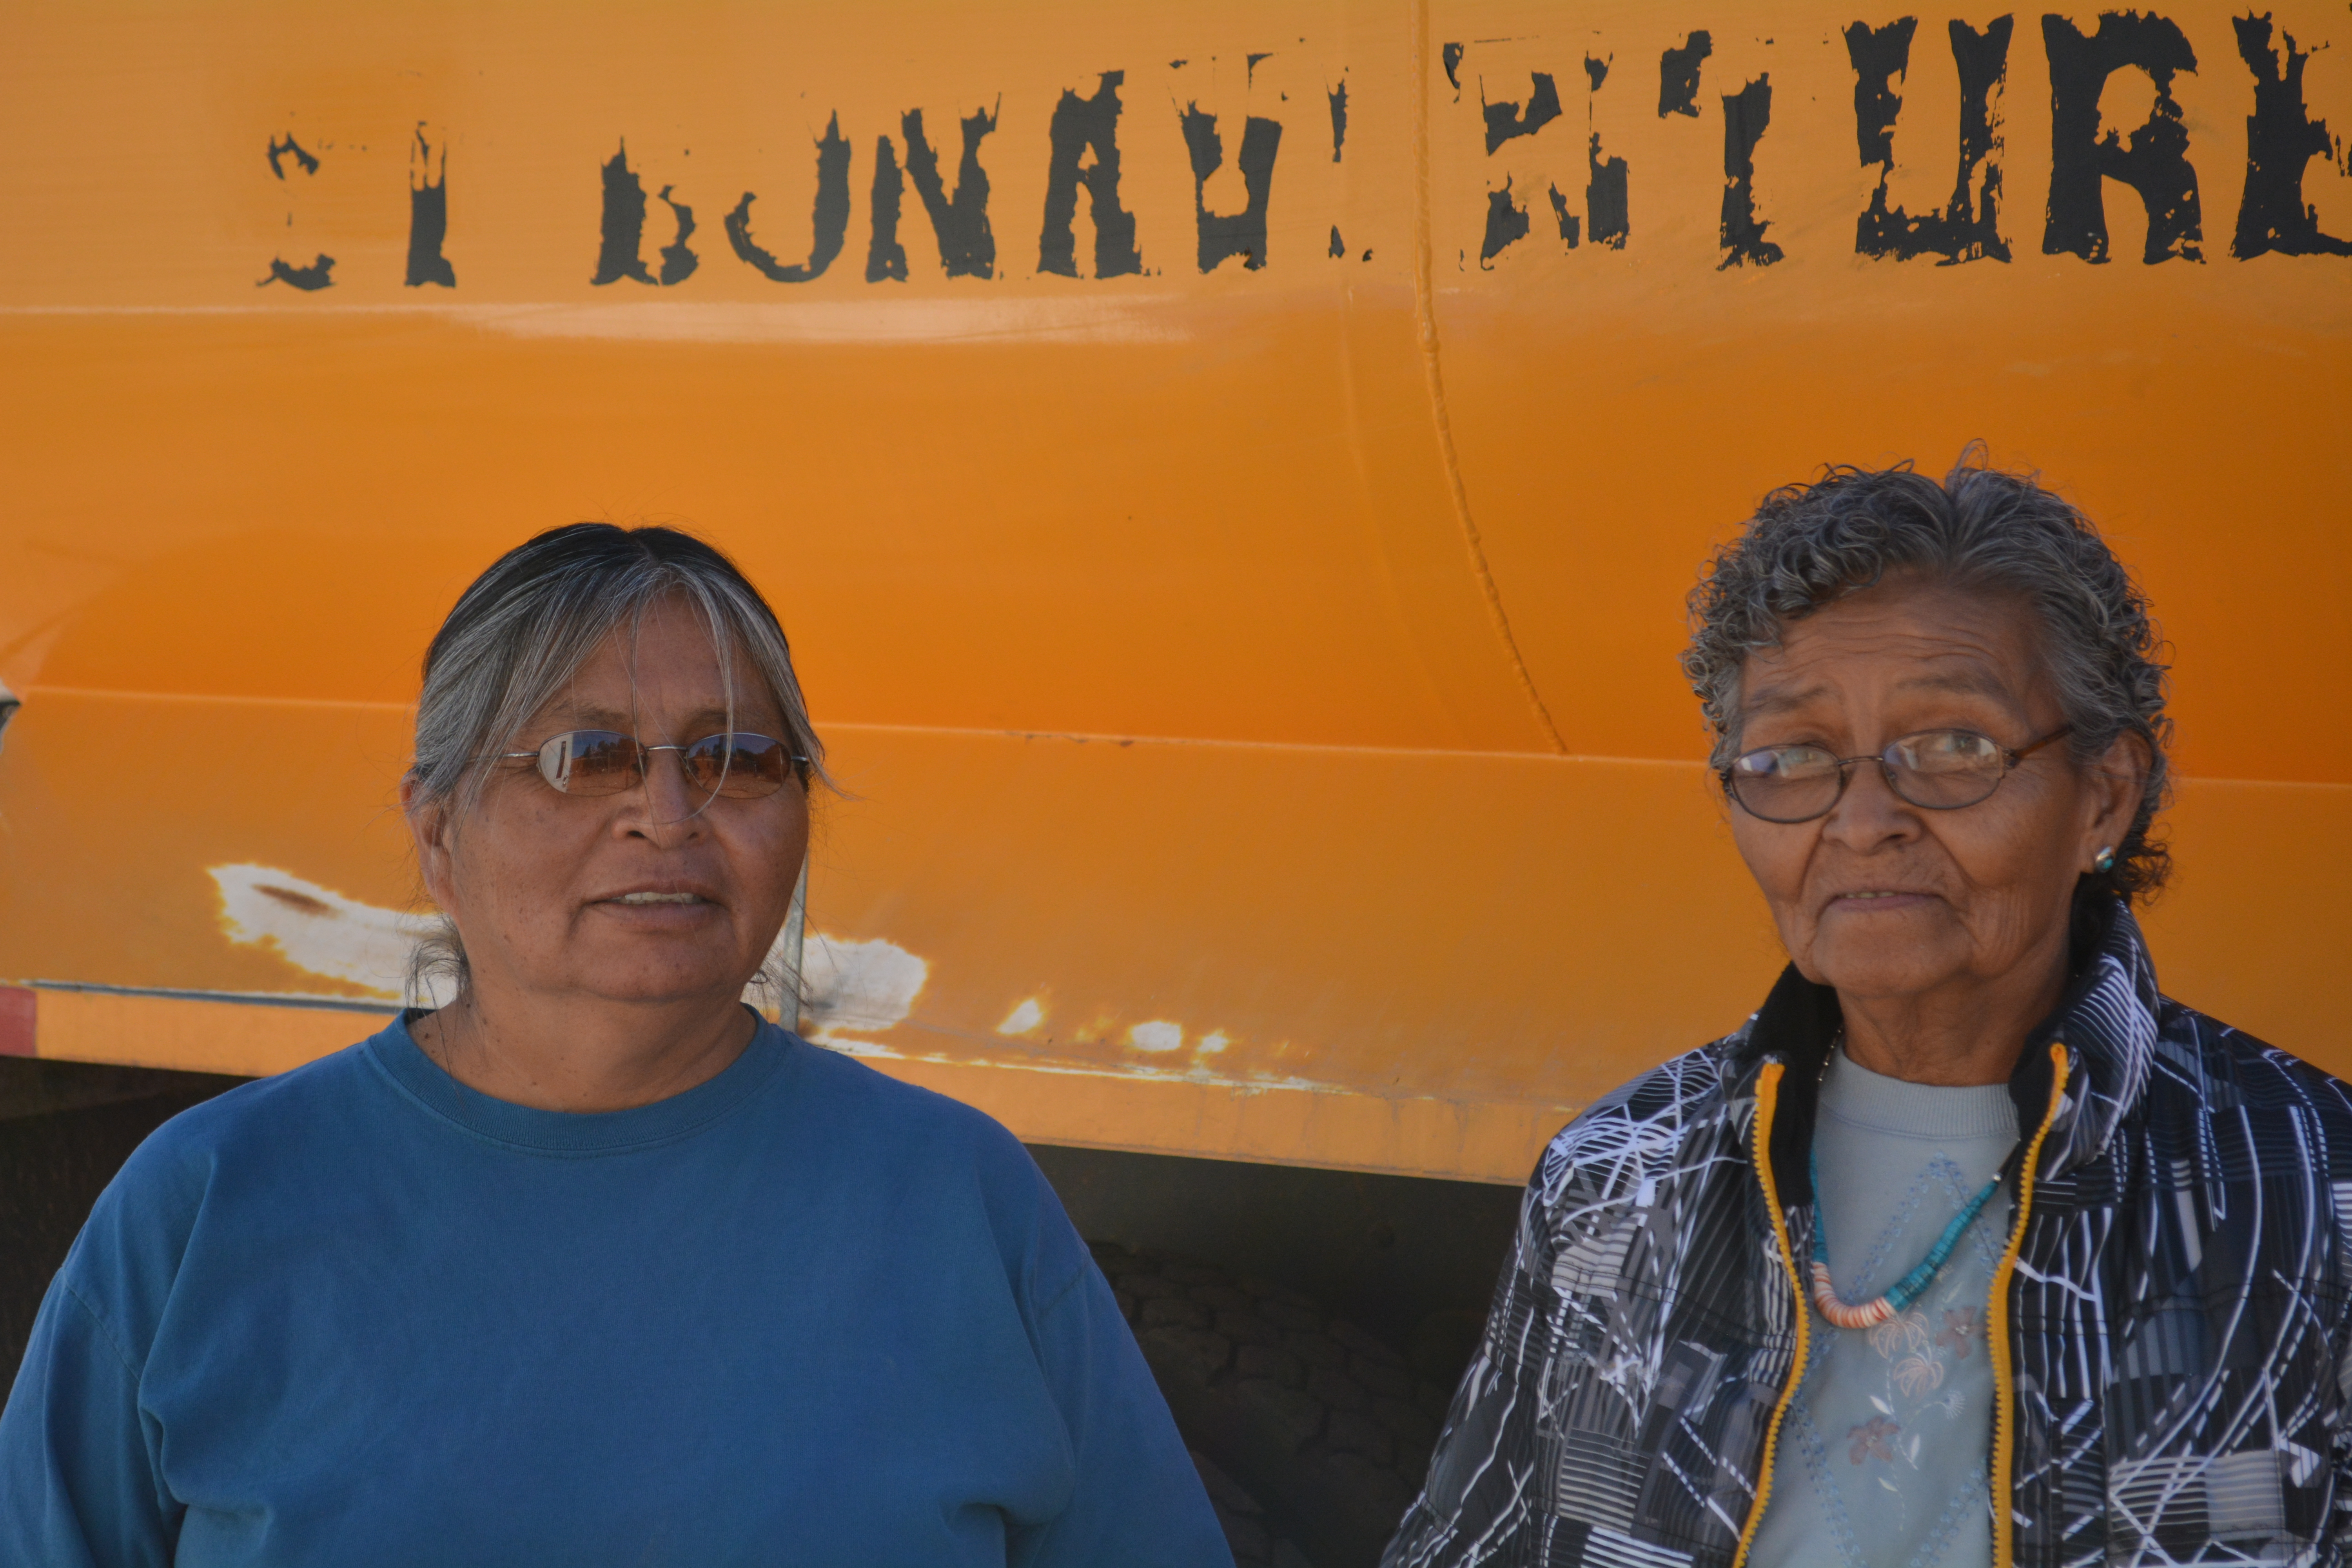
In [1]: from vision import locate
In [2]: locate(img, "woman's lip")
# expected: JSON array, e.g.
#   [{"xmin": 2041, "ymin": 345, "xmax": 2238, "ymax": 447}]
[
  {"xmin": 588, "ymin": 896, "xmax": 724, "ymax": 924},
  {"xmin": 1825, "ymin": 890, "xmax": 1938, "ymax": 908}
]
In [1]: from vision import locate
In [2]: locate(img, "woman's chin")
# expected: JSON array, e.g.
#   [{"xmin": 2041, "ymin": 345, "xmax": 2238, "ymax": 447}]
[
  {"xmin": 552, "ymin": 959, "xmax": 759, "ymax": 1009},
  {"xmin": 1808, "ymin": 939, "xmax": 1969, "ymax": 1005}
]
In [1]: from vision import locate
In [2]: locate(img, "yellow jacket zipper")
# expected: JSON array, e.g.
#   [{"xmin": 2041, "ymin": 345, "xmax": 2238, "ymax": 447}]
[
  {"xmin": 1731, "ymin": 1043, "xmax": 2069, "ymax": 1568},
  {"xmin": 1986, "ymin": 1042, "xmax": 2069, "ymax": 1568},
  {"xmin": 1731, "ymin": 1060, "xmax": 1803, "ymax": 1568}
]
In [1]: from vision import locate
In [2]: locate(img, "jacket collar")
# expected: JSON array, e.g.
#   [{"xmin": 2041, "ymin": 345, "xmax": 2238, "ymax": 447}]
[{"xmin": 1731, "ymin": 893, "xmax": 2161, "ymax": 1205}]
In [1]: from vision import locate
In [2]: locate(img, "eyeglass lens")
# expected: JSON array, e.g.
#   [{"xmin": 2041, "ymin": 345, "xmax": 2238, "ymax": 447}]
[
  {"xmin": 1727, "ymin": 729, "xmax": 2011, "ymax": 823},
  {"xmin": 534, "ymin": 730, "xmax": 794, "ymax": 799}
]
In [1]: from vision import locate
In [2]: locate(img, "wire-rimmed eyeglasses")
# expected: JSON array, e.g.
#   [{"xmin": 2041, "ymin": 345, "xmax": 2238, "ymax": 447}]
[
  {"xmin": 1720, "ymin": 725, "xmax": 2073, "ymax": 824},
  {"xmin": 497, "ymin": 730, "xmax": 808, "ymax": 800}
]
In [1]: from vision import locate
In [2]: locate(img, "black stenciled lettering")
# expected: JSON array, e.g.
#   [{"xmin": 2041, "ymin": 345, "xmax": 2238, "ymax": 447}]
[
  {"xmin": 592, "ymin": 145, "xmax": 697, "ymax": 288},
  {"xmin": 1484, "ymin": 72, "xmax": 1564, "ymax": 154},
  {"xmin": 652, "ymin": 186, "xmax": 697, "ymax": 285},
  {"xmin": 2042, "ymin": 12, "xmax": 2203, "ymax": 263},
  {"xmin": 1660, "ymin": 33, "xmax": 1713, "ymax": 117},
  {"xmin": 1847, "ymin": 17, "xmax": 2015, "ymax": 263},
  {"xmin": 1849, "ymin": 18, "xmax": 1916, "ymax": 169},
  {"xmin": 726, "ymin": 114, "xmax": 853, "ymax": 283},
  {"xmin": 592, "ymin": 143, "xmax": 651, "ymax": 285},
  {"xmin": 1588, "ymin": 136, "xmax": 1630, "ymax": 246},
  {"xmin": 1548, "ymin": 185, "xmax": 1581, "ymax": 247},
  {"xmin": 903, "ymin": 106, "xmax": 998, "ymax": 278},
  {"xmin": 867, "ymin": 136, "xmax": 908, "ymax": 283},
  {"xmin": 1481, "ymin": 177, "xmax": 1532, "ymax": 265},
  {"xmin": 267, "ymin": 134, "xmax": 320, "ymax": 180},
  {"xmin": 1443, "ymin": 44, "xmax": 1466, "ymax": 96},
  {"xmin": 1039, "ymin": 72, "xmax": 1143, "ymax": 278},
  {"xmin": 259, "ymin": 131, "xmax": 332, "ymax": 290},
  {"xmin": 1720, "ymin": 75, "xmax": 1784, "ymax": 267},
  {"xmin": 2232, "ymin": 14, "xmax": 2352, "ymax": 258},
  {"xmin": 258, "ymin": 256, "xmax": 334, "ymax": 291},
  {"xmin": 1479, "ymin": 72, "xmax": 1583, "ymax": 261},
  {"xmin": 589, "ymin": 145, "xmax": 689, "ymax": 285},
  {"xmin": 1181, "ymin": 105, "xmax": 1281, "ymax": 271},
  {"xmin": 405, "ymin": 125, "xmax": 456, "ymax": 288},
  {"xmin": 1586, "ymin": 54, "xmax": 1630, "ymax": 248}
]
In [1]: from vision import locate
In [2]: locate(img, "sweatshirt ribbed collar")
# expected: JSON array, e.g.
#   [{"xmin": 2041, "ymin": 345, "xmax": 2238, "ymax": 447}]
[
  {"xmin": 1818, "ymin": 1048, "xmax": 2020, "ymax": 1142},
  {"xmin": 365, "ymin": 1010, "xmax": 795, "ymax": 1156}
]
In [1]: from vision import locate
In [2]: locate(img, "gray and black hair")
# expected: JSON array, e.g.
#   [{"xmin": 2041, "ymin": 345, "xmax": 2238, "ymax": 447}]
[
  {"xmin": 1682, "ymin": 453, "xmax": 2171, "ymax": 902},
  {"xmin": 405, "ymin": 523, "xmax": 826, "ymax": 999}
]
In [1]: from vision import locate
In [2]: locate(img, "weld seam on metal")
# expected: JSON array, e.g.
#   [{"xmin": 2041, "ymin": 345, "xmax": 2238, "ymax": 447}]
[
  {"xmin": 20, "ymin": 979, "xmax": 398, "ymax": 1014},
  {"xmin": 1408, "ymin": 0, "xmax": 1568, "ymax": 755}
]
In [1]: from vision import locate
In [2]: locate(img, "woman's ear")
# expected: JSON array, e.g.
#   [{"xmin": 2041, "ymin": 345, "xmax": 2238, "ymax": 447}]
[
  {"xmin": 2082, "ymin": 732, "xmax": 2151, "ymax": 866},
  {"xmin": 402, "ymin": 776, "xmax": 459, "ymax": 918}
]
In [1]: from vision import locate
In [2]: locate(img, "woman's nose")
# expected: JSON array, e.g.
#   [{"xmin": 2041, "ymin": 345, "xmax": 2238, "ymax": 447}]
[
  {"xmin": 625, "ymin": 747, "xmax": 706, "ymax": 837},
  {"xmin": 1821, "ymin": 757, "xmax": 1919, "ymax": 846}
]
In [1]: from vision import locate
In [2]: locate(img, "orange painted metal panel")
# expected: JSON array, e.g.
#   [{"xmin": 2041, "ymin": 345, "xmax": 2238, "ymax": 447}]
[{"xmin": 1, "ymin": 1, "xmax": 2346, "ymax": 1180}]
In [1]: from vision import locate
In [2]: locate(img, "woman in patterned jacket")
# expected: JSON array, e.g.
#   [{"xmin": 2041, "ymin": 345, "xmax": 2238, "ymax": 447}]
[{"xmin": 1385, "ymin": 457, "xmax": 2352, "ymax": 1568}]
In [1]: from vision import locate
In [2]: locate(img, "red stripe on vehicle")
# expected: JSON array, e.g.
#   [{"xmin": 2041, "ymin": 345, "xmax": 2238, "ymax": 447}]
[{"xmin": 0, "ymin": 986, "xmax": 35, "ymax": 1056}]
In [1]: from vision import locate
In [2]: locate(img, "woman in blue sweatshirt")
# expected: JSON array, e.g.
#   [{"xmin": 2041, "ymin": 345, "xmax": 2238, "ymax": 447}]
[{"xmin": 0, "ymin": 524, "xmax": 1231, "ymax": 1568}]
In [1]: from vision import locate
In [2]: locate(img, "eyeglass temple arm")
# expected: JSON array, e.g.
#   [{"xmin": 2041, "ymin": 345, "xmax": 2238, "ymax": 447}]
[{"xmin": 2007, "ymin": 723, "xmax": 2075, "ymax": 764}]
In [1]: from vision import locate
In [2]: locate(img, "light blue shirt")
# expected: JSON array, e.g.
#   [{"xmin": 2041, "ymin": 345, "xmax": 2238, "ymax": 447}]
[{"xmin": 1749, "ymin": 1049, "xmax": 2018, "ymax": 1568}]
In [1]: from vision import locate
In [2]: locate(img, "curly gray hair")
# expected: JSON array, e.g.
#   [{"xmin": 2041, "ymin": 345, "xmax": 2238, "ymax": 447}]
[{"xmin": 1682, "ymin": 454, "xmax": 2171, "ymax": 902}]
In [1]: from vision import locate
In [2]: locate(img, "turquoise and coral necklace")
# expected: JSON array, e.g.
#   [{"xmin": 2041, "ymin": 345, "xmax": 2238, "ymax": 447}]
[{"xmin": 1807, "ymin": 1145, "xmax": 2004, "ymax": 1330}]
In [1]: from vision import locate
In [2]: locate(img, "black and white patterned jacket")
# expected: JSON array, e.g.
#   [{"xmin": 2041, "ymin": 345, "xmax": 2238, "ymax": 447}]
[{"xmin": 1385, "ymin": 898, "xmax": 2352, "ymax": 1568}]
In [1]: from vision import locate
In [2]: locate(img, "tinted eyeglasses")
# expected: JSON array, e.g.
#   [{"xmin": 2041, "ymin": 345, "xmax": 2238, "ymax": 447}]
[
  {"xmin": 1722, "ymin": 724, "xmax": 2072, "ymax": 824},
  {"xmin": 499, "ymin": 730, "xmax": 806, "ymax": 799}
]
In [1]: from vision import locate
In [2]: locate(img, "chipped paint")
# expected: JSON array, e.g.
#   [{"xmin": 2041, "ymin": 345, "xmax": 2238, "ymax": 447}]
[
  {"xmin": 208, "ymin": 864, "xmax": 428, "ymax": 999},
  {"xmin": 799, "ymin": 933, "xmax": 929, "ymax": 1039},
  {"xmin": 207, "ymin": 861, "xmax": 929, "ymax": 1042},
  {"xmin": 1128, "ymin": 1019, "xmax": 1185, "ymax": 1051},
  {"xmin": 201, "ymin": 860, "xmax": 1348, "ymax": 1099},
  {"xmin": 806, "ymin": 1031, "xmax": 1340, "ymax": 1096}
]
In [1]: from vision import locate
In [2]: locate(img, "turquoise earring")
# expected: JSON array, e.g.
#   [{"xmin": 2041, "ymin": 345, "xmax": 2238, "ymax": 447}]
[{"xmin": 2094, "ymin": 846, "xmax": 2116, "ymax": 874}]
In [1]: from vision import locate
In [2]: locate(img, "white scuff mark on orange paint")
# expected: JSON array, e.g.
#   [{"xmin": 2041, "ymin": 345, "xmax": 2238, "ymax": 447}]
[
  {"xmin": 997, "ymin": 998, "xmax": 1045, "ymax": 1036},
  {"xmin": 1128, "ymin": 1020, "xmax": 1184, "ymax": 1052},
  {"xmin": 802, "ymin": 1035, "xmax": 1340, "ymax": 1095},
  {"xmin": 800, "ymin": 934, "xmax": 928, "ymax": 1040},
  {"xmin": 209, "ymin": 864, "xmax": 924, "ymax": 1033},
  {"xmin": 817, "ymin": 1036, "xmax": 896, "ymax": 1058},
  {"xmin": 209, "ymin": 864, "xmax": 429, "ymax": 999},
  {"xmin": 1196, "ymin": 1031, "xmax": 1230, "ymax": 1055}
]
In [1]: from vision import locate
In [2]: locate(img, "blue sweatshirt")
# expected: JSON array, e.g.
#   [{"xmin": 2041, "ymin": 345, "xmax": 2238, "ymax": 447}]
[{"xmin": 0, "ymin": 1015, "xmax": 1230, "ymax": 1568}]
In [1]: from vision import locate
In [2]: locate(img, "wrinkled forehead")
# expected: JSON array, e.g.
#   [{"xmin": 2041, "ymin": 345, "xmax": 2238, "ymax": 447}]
[{"xmin": 1739, "ymin": 576, "xmax": 2052, "ymax": 723}]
